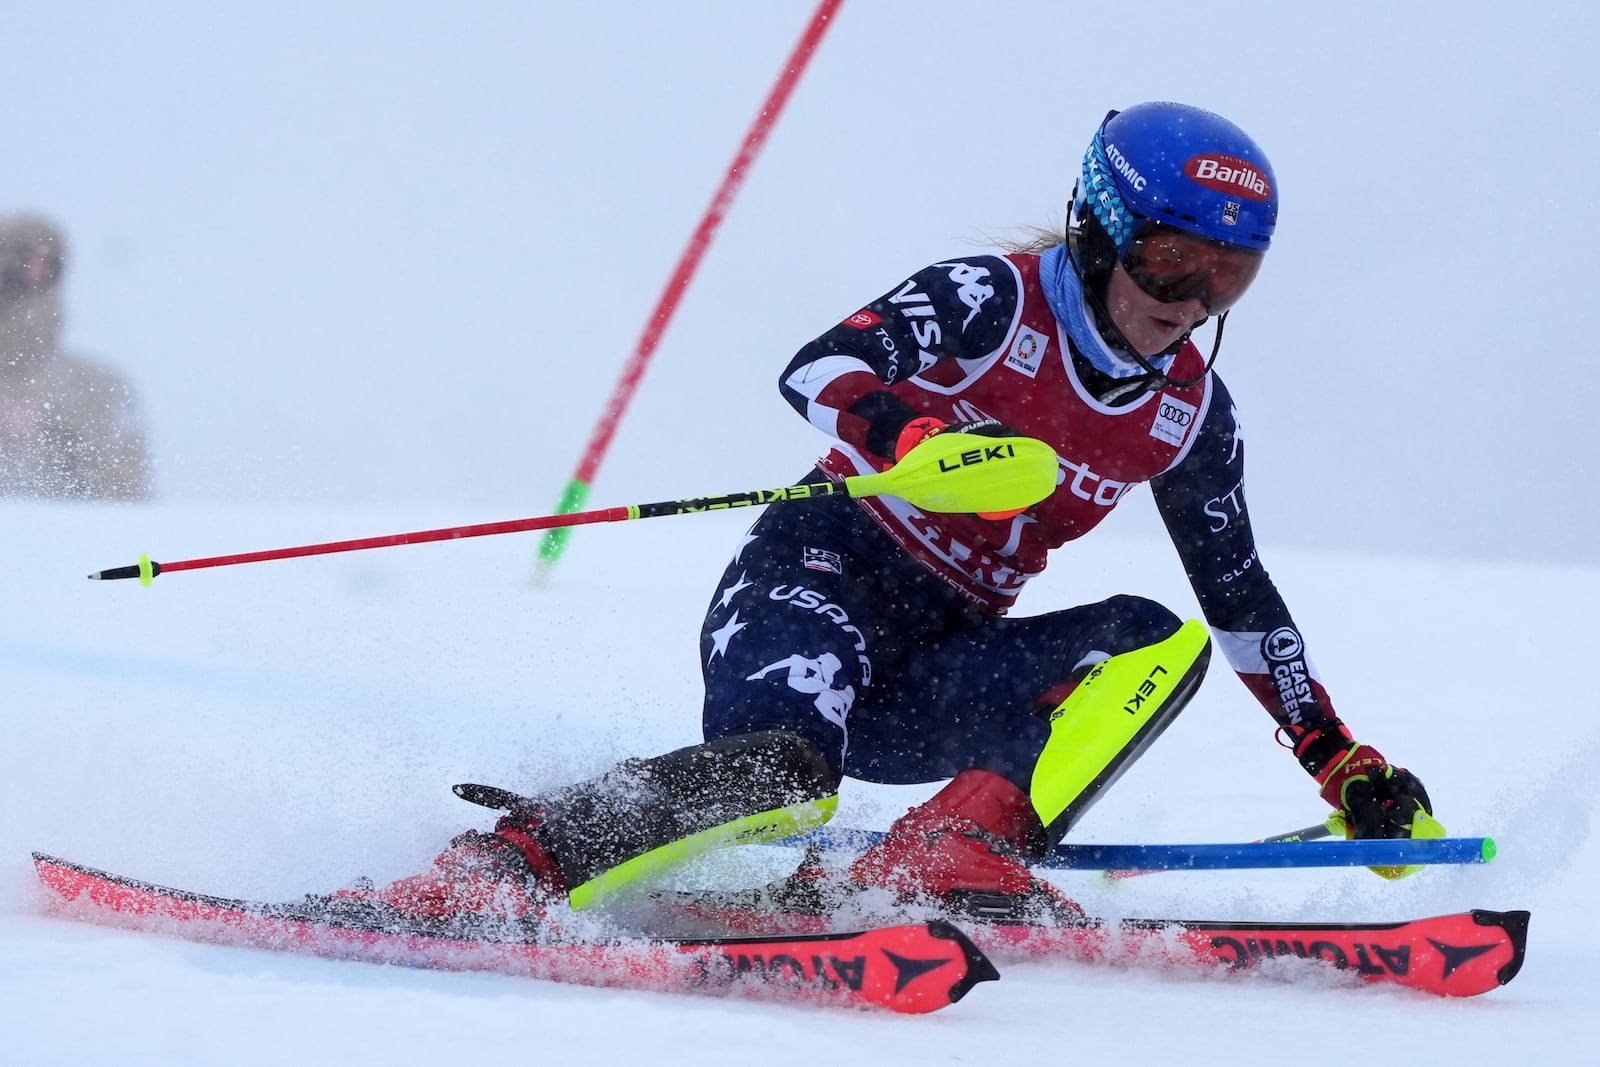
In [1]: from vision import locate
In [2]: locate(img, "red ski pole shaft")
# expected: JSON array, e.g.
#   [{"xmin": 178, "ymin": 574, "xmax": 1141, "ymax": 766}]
[
  {"xmin": 88, "ymin": 489, "xmax": 832, "ymax": 585},
  {"xmin": 98, "ymin": 505, "xmax": 632, "ymax": 582},
  {"xmin": 88, "ymin": 433, "xmax": 1060, "ymax": 586}
]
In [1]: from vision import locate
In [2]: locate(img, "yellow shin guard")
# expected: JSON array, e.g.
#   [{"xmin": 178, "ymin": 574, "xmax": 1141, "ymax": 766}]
[
  {"xmin": 1030, "ymin": 619, "xmax": 1212, "ymax": 840},
  {"xmin": 567, "ymin": 794, "xmax": 837, "ymax": 910}
]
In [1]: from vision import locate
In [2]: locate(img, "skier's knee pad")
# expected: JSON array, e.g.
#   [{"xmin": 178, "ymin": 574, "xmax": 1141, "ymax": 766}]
[{"xmin": 1028, "ymin": 619, "xmax": 1211, "ymax": 847}]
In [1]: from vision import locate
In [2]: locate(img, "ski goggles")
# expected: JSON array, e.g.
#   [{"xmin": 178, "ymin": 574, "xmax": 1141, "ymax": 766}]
[{"xmin": 1122, "ymin": 222, "xmax": 1264, "ymax": 313}]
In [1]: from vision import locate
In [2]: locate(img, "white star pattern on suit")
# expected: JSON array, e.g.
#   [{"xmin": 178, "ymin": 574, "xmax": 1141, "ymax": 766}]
[
  {"xmin": 706, "ymin": 609, "xmax": 748, "ymax": 663},
  {"xmin": 716, "ymin": 572, "xmax": 753, "ymax": 611}
]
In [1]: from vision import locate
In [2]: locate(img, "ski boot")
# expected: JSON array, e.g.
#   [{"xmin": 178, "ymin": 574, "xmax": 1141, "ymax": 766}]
[
  {"xmin": 338, "ymin": 729, "xmax": 839, "ymax": 925},
  {"xmin": 328, "ymin": 810, "xmax": 569, "ymax": 930},
  {"xmin": 372, "ymin": 821, "xmax": 567, "ymax": 921},
  {"xmin": 845, "ymin": 769, "xmax": 1084, "ymax": 924}
]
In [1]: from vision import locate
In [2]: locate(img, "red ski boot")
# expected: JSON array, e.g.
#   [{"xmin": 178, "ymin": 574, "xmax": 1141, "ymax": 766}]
[
  {"xmin": 339, "ymin": 814, "xmax": 568, "ymax": 927},
  {"xmin": 847, "ymin": 769, "xmax": 1083, "ymax": 923}
]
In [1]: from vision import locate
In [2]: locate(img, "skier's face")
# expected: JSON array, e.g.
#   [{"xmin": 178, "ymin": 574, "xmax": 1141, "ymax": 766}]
[{"xmin": 1103, "ymin": 265, "xmax": 1208, "ymax": 357}]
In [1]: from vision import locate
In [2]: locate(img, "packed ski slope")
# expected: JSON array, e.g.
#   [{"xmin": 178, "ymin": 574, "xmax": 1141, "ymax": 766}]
[{"xmin": 2, "ymin": 497, "xmax": 1595, "ymax": 1063}]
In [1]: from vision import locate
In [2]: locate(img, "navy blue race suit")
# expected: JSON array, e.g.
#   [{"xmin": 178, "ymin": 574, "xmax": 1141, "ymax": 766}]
[{"xmin": 701, "ymin": 250, "xmax": 1351, "ymax": 791}]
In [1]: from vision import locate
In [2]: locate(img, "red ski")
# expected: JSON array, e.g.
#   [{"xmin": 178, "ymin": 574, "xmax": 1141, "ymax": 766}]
[
  {"xmin": 649, "ymin": 890, "xmax": 1528, "ymax": 998},
  {"xmin": 967, "ymin": 910, "xmax": 1527, "ymax": 998},
  {"xmin": 31, "ymin": 853, "xmax": 995, "ymax": 1014}
]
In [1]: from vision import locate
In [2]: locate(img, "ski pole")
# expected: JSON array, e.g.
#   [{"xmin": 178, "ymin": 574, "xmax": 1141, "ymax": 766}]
[
  {"xmin": 1038, "ymin": 835, "xmax": 1494, "ymax": 873},
  {"xmin": 88, "ymin": 433, "xmax": 1057, "ymax": 586},
  {"xmin": 790, "ymin": 826, "xmax": 1494, "ymax": 873},
  {"xmin": 1101, "ymin": 822, "xmax": 1331, "ymax": 881}
]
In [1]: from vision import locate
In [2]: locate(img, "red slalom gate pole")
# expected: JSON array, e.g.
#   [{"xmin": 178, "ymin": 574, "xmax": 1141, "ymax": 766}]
[{"xmin": 536, "ymin": 0, "xmax": 846, "ymax": 574}]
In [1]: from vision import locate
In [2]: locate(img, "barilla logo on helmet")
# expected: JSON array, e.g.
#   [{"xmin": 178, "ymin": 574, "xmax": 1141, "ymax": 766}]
[{"xmin": 1184, "ymin": 154, "xmax": 1273, "ymax": 202}]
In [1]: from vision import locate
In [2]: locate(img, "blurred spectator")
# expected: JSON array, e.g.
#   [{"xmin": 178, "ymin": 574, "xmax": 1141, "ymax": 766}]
[{"xmin": 1, "ymin": 213, "xmax": 149, "ymax": 500}]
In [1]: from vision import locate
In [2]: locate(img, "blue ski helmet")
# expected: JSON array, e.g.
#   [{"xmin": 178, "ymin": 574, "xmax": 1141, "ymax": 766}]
[{"xmin": 1073, "ymin": 102, "xmax": 1278, "ymax": 259}]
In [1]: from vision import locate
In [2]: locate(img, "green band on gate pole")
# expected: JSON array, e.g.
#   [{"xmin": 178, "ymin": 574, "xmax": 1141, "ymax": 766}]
[{"xmin": 538, "ymin": 478, "xmax": 591, "ymax": 564}]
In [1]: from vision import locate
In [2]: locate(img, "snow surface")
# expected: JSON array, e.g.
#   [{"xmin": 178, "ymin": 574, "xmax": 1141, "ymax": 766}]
[{"xmin": 2, "ymin": 497, "xmax": 1596, "ymax": 1064}]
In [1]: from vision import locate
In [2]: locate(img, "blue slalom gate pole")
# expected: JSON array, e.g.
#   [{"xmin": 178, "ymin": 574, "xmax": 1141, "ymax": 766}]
[{"xmin": 791, "ymin": 827, "xmax": 1497, "ymax": 872}]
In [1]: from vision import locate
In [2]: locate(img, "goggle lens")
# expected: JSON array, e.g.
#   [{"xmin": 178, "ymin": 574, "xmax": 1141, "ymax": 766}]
[{"xmin": 1123, "ymin": 224, "xmax": 1263, "ymax": 313}]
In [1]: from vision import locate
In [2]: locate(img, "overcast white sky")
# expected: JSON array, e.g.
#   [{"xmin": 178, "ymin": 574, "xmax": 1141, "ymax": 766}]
[{"xmin": 8, "ymin": 1, "xmax": 1597, "ymax": 565}]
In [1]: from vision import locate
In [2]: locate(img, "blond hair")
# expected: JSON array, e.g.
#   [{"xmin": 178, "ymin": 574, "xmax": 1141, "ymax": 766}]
[{"xmin": 988, "ymin": 223, "xmax": 1067, "ymax": 256}]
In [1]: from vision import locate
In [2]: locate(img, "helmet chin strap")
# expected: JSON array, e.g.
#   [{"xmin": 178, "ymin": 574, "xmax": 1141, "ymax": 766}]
[
  {"xmin": 1137, "ymin": 310, "xmax": 1228, "ymax": 390},
  {"xmin": 1064, "ymin": 202, "xmax": 1227, "ymax": 401},
  {"xmin": 1081, "ymin": 271, "xmax": 1228, "ymax": 399}
]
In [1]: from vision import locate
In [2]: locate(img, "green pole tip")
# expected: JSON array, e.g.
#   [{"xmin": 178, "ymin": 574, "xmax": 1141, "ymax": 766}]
[
  {"xmin": 1481, "ymin": 837, "xmax": 1497, "ymax": 864},
  {"xmin": 138, "ymin": 553, "xmax": 154, "ymax": 588}
]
